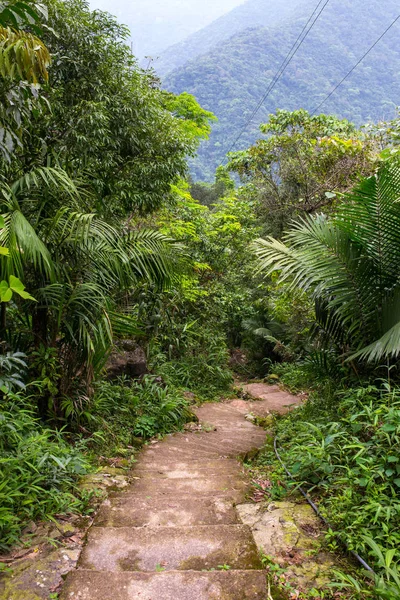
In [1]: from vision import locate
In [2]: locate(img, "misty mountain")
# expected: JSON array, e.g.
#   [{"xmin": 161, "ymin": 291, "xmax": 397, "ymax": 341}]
[
  {"xmin": 164, "ymin": 0, "xmax": 400, "ymax": 180},
  {"xmin": 88, "ymin": 0, "xmax": 245, "ymax": 60},
  {"xmin": 155, "ymin": 0, "xmax": 307, "ymax": 77}
]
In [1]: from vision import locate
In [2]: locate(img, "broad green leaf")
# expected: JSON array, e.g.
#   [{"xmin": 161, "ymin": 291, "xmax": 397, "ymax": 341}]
[
  {"xmin": 9, "ymin": 275, "xmax": 36, "ymax": 300},
  {"xmin": 9, "ymin": 275, "xmax": 24, "ymax": 291},
  {"xmin": 0, "ymin": 280, "xmax": 12, "ymax": 302}
]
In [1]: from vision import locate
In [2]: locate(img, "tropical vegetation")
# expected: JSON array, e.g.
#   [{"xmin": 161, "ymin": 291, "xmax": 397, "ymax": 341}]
[{"xmin": 1, "ymin": 0, "xmax": 400, "ymax": 598}]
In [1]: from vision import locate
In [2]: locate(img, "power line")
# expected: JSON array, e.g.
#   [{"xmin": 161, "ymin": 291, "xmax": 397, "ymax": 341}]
[
  {"xmin": 224, "ymin": 0, "xmax": 331, "ymax": 156},
  {"xmin": 311, "ymin": 12, "xmax": 400, "ymax": 115}
]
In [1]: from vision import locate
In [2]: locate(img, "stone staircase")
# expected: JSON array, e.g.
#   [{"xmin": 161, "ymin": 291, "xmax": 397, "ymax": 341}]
[{"xmin": 61, "ymin": 386, "xmax": 300, "ymax": 600}]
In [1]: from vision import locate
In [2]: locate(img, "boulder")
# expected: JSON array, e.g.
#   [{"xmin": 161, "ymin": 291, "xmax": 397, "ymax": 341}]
[{"xmin": 106, "ymin": 341, "xmax": 147, "ymax": 379}]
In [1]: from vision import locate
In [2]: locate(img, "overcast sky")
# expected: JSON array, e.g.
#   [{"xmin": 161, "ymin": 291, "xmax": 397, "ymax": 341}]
[{"xmin": 88, "ymin": 0, "xmax": 246, "ymax": 58}]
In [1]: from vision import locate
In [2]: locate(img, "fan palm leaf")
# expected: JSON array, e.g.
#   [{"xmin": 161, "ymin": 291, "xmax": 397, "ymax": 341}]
[{"xmin": 253, "ymin": 159, "xmax": 400, "ymax": 362}]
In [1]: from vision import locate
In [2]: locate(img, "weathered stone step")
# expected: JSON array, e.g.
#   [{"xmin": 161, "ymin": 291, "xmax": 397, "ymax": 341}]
[
  {"xmin": 154, "ymin": 434, "xmax": 266, "ymax": 455},
  {"xmin": 133, "ymin": 465, "xmax": 245, "ymax": 479},
  {"xmin": 195, "ymin": 404, "xmax": 247, "ymax": 417},
  {"xmin": 79, "ymin": 525, "xmax": 262, "ymax": 572},
  {"xmin": 122, "ymin": 476, "xmax": 248, "ymax": 496},
  {"xmin": 173, "ymin": 431, "xmax": 267, "ymax": 446},
  {"xmin": 95, "ymin": 495, "xmax": 240, "ymax": 527},
  {"xmin": 61, "ymin": 570, "xmax": 268, "ymax": 600},
  {"xmin": 143, "ymin": 445, "xmax": 221, "ymax": 459},
  {"xmin": 110, "ymin": 489, "xmax": 246, "ymax": 504},
  {"xmin": 198, "ymin": 419, "xmax": 257, "ymax": 429},
  {"xmin": 133, "ymin": 458, "xmax": 240, "ymax": 471},
  {"xmin": 155, "ymin": 440, "xmax": 264, "ymax": 459},
  {"xmin": 231, "ymin": 392, "xmax": 301, "ymax": 414},
  {"xmin": 134, "ymin": 458, "xmax": 239, "ymax": 470}
]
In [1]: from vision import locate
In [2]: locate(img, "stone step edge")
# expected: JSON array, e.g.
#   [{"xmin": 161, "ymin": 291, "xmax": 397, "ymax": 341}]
[
  {"xmin": 88, "ymin": 524, "xmax": 254, "ymax": 531},
  {"xmin": 68, "ymin": 568, "xmax": 267, "ymax": 574}
]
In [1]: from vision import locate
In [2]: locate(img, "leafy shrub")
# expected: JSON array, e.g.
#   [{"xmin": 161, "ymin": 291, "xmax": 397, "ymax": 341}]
[
  {"xmin": 89, "ymin": 375, "xmax": 193, "ymax": 449},
  {"xmin": 270, "ymin": 384, "xmax": 400, "ymax": 579},
  {"xmin": 0, "ymin": 352, "xmax": 27, "ymax": 393},
  {"xmin": 270, "ymin": 361, "xmax": 341, "ymax": 396},
  {"xmin": 0, "ymin": 392, "xmax": 91, "ymax": 550},
  {"xmin": 151, "ymin": 331, "xmax": 233, "ymax": 399}
]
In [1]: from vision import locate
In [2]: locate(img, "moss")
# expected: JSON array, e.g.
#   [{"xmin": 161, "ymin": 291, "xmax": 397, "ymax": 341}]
[{"xmin": 0, "ymin": 582, "xmax": 43, "ymax": 600}]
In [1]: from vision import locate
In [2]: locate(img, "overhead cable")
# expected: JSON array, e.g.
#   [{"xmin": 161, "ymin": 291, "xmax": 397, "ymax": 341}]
[
  {"xmin": 311, "ymin": 12, "xmax": 400, "ymax": 114},
  {"xmin": 225, "ymin": 0, "xmax": 331, "ymax": 156}
]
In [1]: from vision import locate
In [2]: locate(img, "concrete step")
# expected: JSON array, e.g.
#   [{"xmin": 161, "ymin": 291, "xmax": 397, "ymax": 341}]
[
  {"xmin": 142, "ymin": 446, "xmax": 221, "ymax": 459},
  {"xmin": 152, "ymin": 436, "xmax": 265, "ymax": 456},
  {"xmin": 122, "ymin": 476, "xmax": 248, "ymax": 496},
  {"xmin": 110, "ymin": 489, "xmax": 246, "ymax": 504},
  {"xmin": 133, "ymin": 458, "xmax": 241, "ymax": 472},
  {"xmin": 61, "ymin": 570, "xmax": 268, "ymax": 600},
  {"xmin": 78, "ymin": 525, "xmax": 262, "ymax": 572},
  {"xmin": 95, "ymin": 495, "xmax": 240, "ymax": 527},
  {"xmin": 132, "ymin": 465, "xmax": 245, "ymax": 479}
]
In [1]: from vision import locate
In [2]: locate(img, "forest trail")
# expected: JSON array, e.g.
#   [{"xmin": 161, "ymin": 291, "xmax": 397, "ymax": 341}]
[{"xmin": 61, "ymin": 385, "xmax": 301, "ymax": 600}]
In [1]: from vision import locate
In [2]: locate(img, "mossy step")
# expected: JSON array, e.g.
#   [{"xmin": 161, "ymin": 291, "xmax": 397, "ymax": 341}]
[
  {"xmin": 78, "ymin": 525, "xmax": 262, "ymax": 572},
  {"xmin": 95, "ymin": 495, "xmax": 240, "ymax": 527},
  {"xmin": 61, "ymin": 570, "xmax": 268, "ymax": 600}
]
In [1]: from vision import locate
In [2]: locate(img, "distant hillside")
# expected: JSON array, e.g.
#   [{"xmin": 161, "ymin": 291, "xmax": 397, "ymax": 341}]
[
  {"xmin": 88, "ymin": 0, "xmax": 244, "ymax": 60},
  {"xmin": 156, "ymin": 0, "xmax": 306, "ymax": 77},
  {"xmin": 164, "ymin": 0, "xmax": 400, "ymax": 181}
]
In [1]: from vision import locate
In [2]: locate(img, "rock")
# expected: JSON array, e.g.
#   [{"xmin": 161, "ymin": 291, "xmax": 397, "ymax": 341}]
[
  {"xmin": 236, "ymin": 501, "xmax": 339, "ymax": 590},
  {"xmin": 106, "ymin": 341, "xmax": 147, "ymax": 379},
  {"xmin": 229, "ymin": 349, "xmax": 248, "ymax": 368},
  {"xmin": 79, "ymin": 472, "xmax": 130, "ymax": 493},
  {"xmin": 183, "ymin": 391, "xmax": 197, "ymax": 404}
]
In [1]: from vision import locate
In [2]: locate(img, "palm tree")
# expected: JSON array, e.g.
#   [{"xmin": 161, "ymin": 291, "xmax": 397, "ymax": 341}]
[
  {"xmin": 0, "ymin": 164, "xmax": 186, "ymax": 416},
  {"xmin": 253, "ymin": 159, "xmax": 400, "ymax": 363}
]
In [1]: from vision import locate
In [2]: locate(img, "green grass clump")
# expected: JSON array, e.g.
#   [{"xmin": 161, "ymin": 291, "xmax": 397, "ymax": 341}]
[
  {"xmin": 89, "ymin": 375, "xmax": 194, "ymax": 449},
  {"xmin": 0, "ymin": 393, "xmax": 91, "ymax": 550}
]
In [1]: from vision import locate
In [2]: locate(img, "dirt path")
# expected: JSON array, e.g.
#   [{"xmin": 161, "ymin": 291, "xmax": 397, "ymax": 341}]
[{"xmin": 61, "ymin": 385, "xmax": 300, "ymax": 600}]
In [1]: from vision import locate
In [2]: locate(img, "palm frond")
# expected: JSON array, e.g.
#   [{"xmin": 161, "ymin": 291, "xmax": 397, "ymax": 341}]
[
  {"xmin": 123, "ymin": 229, "xmax": 188, "ymax": 287},
  {"xmin": 351, "ymin": 321, "xmax": 400, "ymax": 363},
  {"xmin": 10, "ymin": 167, "xmax": 81, "ymax": 200},
  {"xmin": 0, "ymin": 209, "xmax": 54, "ymax": 280},
  {"xmin": 253, "ymin": 160, "xmax": 400, "ymax": 361}
]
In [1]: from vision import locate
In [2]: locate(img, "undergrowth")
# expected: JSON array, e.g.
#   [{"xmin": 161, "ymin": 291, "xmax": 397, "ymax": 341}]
[
  {"xmin": 0, "ymin": 375, "xmax": 195, "ymax": 551},
  {"xmin": 0, "ymin": 392, "xmax": 92, "ymax": 550},
  {"xmin": 255, "ymin": 363, "xmax": 400, "ymax": 599},
  {"xmin": 150, "ymin": 332, "xmax": 233, "ymax": 399},
  {"xmin": 88, "ymin": 375, "xmax": 193, "ymax": 450}
]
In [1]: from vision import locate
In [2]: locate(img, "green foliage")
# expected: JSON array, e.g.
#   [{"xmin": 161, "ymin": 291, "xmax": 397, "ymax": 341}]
[
  {"xmin": 229, "ymin": 109, "xmax": 373, "ymax": 234},
  {"xmin": 147, "ymin": 179, "xmax": 267, "ymax": 389},
  {"xmin": 151, "ymin": 328, "xmax": 233, "ymax": 399},
  {"xmin": 254, "ymin": 159, "xmax": 400, "ymax": 364},
  {"xmin": 0, "ymin": 0, "xmax": 50, "ymax": 159},
  {"xmin": 0, "ymin": 0, "xmax": 215, "ymax": 416},
  {"xmin": 0, "ymin": 351, "xmax": 27, "ymax": 392},
  {"xmin": 0, "ymin": 391, "xmax": 91, "ymax": 549},
  {"xmin": 89, "ymin": 375, "xmax": 193, "ymax": 447},
  {"xmin": 269, "ymin": 383, "xmax": 400, "ymax": 580}
]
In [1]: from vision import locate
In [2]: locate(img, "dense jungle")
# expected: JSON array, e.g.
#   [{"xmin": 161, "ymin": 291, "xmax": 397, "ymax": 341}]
[{"xmin": 0, "ymin": 0, "xmax": 400, "ymax": 599}]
